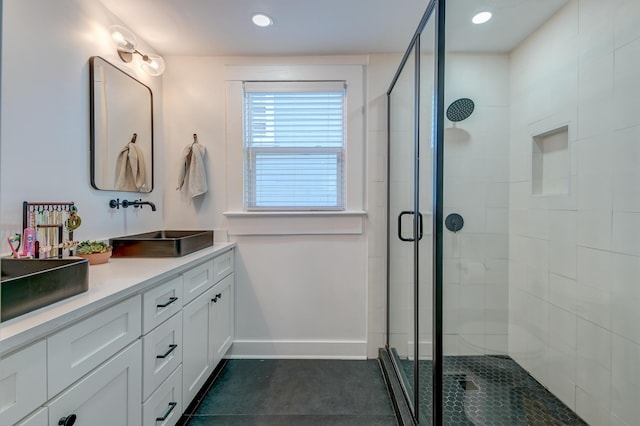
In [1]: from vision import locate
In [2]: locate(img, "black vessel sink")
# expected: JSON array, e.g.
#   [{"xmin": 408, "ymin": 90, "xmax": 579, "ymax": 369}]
[
  {"xmin": 110, "ymin": 230, "xmax": 214, "ymax": 258},
  {"xmin": 1, "ymin": 257, "xmax": 89, "ymax": 322}
]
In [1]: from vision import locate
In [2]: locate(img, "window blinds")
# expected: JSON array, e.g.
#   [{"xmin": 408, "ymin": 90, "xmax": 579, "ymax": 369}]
[{"xmin": 243, "ymin": 81, "xmax": 346, "ymax": 210}]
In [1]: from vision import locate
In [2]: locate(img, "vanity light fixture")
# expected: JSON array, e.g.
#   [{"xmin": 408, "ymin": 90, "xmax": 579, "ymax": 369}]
[
  {"xmin": 251, "ymin": 13, "xmax": 273, "ymax": 27},
  {"xmin": 110, "ymin": 25, "xmax": 166, "ymax": 76},
  {"xmin": 472, "ymin": 11, "xmax": 493, "ymax": 24}
]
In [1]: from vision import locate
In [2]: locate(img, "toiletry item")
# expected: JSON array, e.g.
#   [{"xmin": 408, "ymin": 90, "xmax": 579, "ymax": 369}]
[
  {"xmin": 7, "ymin": 233, "xmax": 20, "ymax": 258},
  {"xmin": 21, "ymin": 227, "xmax": 36, "ymax": 257}
]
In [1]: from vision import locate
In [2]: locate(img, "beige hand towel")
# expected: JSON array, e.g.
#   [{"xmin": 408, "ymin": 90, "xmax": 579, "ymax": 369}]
[
  {"xmin": 115, "ymin": 142, "xmax": 147, "ymax": 191},
  {"xmin": 177, "ymin": 143, "xmax": 208, "ymax": 198}
]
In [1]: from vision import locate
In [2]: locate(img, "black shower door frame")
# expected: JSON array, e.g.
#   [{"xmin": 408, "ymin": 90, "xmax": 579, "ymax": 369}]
[{"xmin": 385, "ymin": 0, "xmax": 446, "ymax": 424}]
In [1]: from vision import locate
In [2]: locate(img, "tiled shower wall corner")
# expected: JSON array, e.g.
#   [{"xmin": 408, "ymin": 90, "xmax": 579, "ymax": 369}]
[{"xmin": 508, "ymin": 1, "xmax": 640, "ymax": 424}]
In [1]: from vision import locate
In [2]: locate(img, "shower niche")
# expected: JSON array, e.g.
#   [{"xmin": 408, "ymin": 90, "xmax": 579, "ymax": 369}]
[{"xmin": 532, "ymin": 125, "xmax": 569, "ymax": 196}]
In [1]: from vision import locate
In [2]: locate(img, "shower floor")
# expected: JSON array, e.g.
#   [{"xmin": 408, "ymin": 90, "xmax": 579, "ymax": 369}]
[{"xmin": 396, "ymin": 354, "xmax": 588, "ymax": 425}]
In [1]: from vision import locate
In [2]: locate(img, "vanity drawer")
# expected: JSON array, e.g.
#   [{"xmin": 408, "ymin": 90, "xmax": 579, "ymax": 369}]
[
  {"xmin": 213, "ymin": 250, "xmax": 234, "ymax": 283},
  {"xmin": 142, "ymin": 365, "xmax": 182, "ymax": 426},
  {"xmin": 142, "ymin": 275, "xmax": 183, "ymax": 334},
  {"xmin": 47, "ymin": 295, "xmax": 142, "ymax": 397},
  {"xmin": 183, "ymin": 260, "xmax": 214, "ymax": 305},
  {"xmin": 0, "ymin": 340, "xmax": 47, "ymax": 426},
  {"xmin": 142, "ymin": 311, "xmax": 182, "ymax": 401}
]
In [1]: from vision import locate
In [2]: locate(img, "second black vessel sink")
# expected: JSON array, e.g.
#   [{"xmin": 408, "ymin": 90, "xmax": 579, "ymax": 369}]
[
  {"xmin": 110, "ymin": 230, "xmax": 214, "ymax": 258},
  {"xmin": 1, "ymin": 257, "xmax": 89, "ymax": 321}
]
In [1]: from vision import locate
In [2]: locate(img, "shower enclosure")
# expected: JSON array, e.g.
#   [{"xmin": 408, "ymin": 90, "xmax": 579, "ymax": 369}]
[{"xmin": 383, "ymin": 0, "xmax": 639, "ymax": 425}]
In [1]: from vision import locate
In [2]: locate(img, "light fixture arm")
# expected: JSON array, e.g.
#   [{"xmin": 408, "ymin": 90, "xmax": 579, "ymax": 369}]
[
  {"xmin": 117, "ymin": 48, "xmax": 145, "ymax": 64},
  {"xmin": 111, "ymin": 25, "xmax": 165, "ymax": 76}
]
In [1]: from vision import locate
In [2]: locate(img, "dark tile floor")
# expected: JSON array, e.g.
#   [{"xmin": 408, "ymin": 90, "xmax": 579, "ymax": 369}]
[
  {"xmin": 399, "ymin": 355, "xmax": 588, "ymax": 426},
  {"xmin": 184, "ymin": 359, "xmax": 398, "ymax": 425}
]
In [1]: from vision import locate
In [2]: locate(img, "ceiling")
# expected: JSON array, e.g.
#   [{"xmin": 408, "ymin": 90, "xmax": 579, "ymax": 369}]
[{"xmin": 97, "ymin": 0, "xmax": 569, "ymax": 57}]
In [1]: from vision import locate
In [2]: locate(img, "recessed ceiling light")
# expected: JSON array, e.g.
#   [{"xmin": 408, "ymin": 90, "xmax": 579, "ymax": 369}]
[
  {"xmin": 472, "ymin": 11, "xmax": 492, "ymax": 24},
  {"xmin": 252, "ymin": 13, "xmax": 273, "ymax": 27}
]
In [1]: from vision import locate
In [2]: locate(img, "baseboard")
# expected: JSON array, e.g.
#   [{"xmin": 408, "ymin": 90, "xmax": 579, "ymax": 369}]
[{"xmin": 228, "ymin": 339, "xmax": 367, "ymax": 359}]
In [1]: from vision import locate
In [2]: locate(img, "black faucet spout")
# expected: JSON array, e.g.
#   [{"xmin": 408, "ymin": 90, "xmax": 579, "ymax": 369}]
[{"xmin": 140, "ymin": 201, "xmax": 157, "ymax": 211}]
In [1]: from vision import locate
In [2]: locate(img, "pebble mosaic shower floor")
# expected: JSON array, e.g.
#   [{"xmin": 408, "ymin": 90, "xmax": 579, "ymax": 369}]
[{"xmin": 399, "ymin": 355, "xmax": 588, "ymax": 425}]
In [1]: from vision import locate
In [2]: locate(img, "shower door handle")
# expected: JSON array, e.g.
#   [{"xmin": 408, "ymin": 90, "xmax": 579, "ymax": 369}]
[{"xmin": 398, "ymin": 211, "xmax": 423, "ymax": 242}]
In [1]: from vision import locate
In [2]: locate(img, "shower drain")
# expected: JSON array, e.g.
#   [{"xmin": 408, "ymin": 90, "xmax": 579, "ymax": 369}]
[{"xmin": 458, "ymin": 379, "xmax": 479, "ymax": 391}]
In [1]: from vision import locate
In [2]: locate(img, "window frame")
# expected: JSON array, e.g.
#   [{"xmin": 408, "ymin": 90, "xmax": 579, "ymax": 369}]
[{"xmin": 224, "ymin": 63, "xmax": 366, "ymax": 235}]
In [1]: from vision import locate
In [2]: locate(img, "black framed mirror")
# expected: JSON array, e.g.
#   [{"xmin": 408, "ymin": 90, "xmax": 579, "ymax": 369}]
[{"xmin": 89, "ymin": 56, "xmax": 153, "ymax": 192}]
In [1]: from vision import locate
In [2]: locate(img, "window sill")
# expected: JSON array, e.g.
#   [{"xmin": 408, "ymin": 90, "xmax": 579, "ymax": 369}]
[{"xmin": 223, "ymin": 210, "xmax": 367, "ymax": 236}]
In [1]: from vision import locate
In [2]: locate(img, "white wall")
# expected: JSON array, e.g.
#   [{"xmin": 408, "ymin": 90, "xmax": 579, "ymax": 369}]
[
  {"xmin": 509, "ymin": 1, "xmax": 640, "ymax": 424},
  {"xmin": 0, "ymin": 0, "xmax": 164, "ymax": 246},
  {"xmin": 163, "ymin": 55, "xmax": 380, "ymax": 358}
]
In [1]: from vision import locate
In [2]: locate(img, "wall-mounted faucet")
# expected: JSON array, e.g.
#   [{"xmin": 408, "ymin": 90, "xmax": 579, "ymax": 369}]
[{"xmin": 109, "ymin": 198, "xmax": 157, "ymax": 211}]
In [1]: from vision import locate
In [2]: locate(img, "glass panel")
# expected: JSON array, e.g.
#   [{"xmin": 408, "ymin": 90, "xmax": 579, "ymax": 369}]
[
  {"xmin": 442, "ymin": 1, "xmax": 512, "ymax": 422},
  {"xmin": 418, "ymin": 14, "xmax": 437, "ymax": 425},
  {"xmin": 441, "ymin": 0, "xmax": 593, "ymax": 424},
  {"xmin": 388, "ymin": 46, "xmax": 417, "ymax": 416}
]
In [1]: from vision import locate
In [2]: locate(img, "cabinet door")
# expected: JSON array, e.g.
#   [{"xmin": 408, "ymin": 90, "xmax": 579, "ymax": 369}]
[
  {"xmin": 142, "ymin": 365, "xmax": 182, "ymax": 426},
  {"xmin": 0, "ymin": 340, "xmax": 46, "ymax": 426},
  {"xmin": 182, "ymin": 287, "xmax": 215, "ymax": 405},
  {"xmin": 48, "ymin": 296, "xmax": 142, "ymax": 397},
  {"xmin": 211, "ymin": 273, "xmax": 234, "ymax": 366},
  {"xmin": 142, "ymin": 311, "xmax": 182, "ymax": 401},
  {"xmin": 47, "ymin": 341, "xmax": 142, "ymax": 426}
]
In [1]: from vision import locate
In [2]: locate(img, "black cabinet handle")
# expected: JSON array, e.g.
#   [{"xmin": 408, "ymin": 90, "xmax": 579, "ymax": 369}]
[
  {"xmin": 156, "ymin": 297, "xmax": 178, "ymax": 308},
  {"xmin": 212, "ymin": 293, "xmax": 222, "ymax": 303},
  {"xmin": 59, "ymin": 414, "xmax": 77, "ymax": 426},
  {"xmin": 156, "ymin": 344, "xmax": 178, "ymax": 359},
  {"xmin": 156, "ymin": 402, "xmax": 178, "ymax": 421}
]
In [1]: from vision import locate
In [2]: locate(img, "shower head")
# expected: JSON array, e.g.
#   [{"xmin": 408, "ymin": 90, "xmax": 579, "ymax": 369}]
[{"xmin": 446, "ymin": 98, "xmax": 475, "ymax": 122}]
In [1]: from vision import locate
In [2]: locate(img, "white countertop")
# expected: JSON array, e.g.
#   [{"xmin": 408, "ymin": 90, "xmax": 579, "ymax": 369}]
[{"xmin": 0, "ymin": 242, "xmax": 235, "ymax": 356}]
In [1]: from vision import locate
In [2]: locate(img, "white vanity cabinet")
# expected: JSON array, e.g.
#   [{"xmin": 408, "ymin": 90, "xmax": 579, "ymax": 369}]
[
  {"xmin": 211, "ymin": 273, "xmax": 234, "ymax": 366},
  {"xmin": 46, "ymin": 341, "xmax": 142, "ymax": 426},
  {"xmin": 1, "ymin": 245, "xmax": 235, "ymax": 426},
  {"xmin": 45, "ymin": 296, "xmax": 143, "ymax": 426},
  {"xmin": 182, "ymin": 249, "xmax": 234, "ymax": 406},
  {"xmin": 182, "ymin": 284, "xmax": 216, "ymax": 405},
  {"xmin": 0, "ymin": 340, "xmax": 47, "ymax": 426},
  {"xmin": 47, "ymin": 296, "xmax": 142, "ymax": 397},
  {"xmin": 140, "ymin": 274, "xmax": 184, "ymax": 426},
  {"xmin": 14, "ymin": 408, "xmax": 47, "ymax": 426},
  {"xmin": 142, "ymin": 364, "xmax": 182, "ymax": 426}
]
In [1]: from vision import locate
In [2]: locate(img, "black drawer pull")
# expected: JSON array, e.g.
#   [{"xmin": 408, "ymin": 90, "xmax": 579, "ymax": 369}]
[
  {"xmin": 156, "ymin": 344, "xmax": 178, "ymax": 359},
  {"xmin": 156, "ymin": 402, "xmax": 177, "ymax": 422},
  {"xmin": 212, "ymin": 293, "xmax": 223, "ymax": 303},
  {"xmin": 59, "ymin": 414, "xmax": 77, "ymax": 426},
  {"xmin": 156, "ymin": 297, "xmax": 178, "ymax": 308}
]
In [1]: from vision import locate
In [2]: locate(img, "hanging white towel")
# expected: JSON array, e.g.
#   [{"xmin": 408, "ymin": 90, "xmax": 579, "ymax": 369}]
[
  {"xmin": 177, "ymin": 142, "xmax": 208, "ymax": 198},
  {"xmin": 115, "ymin": 142, "xmax": 147, "ymax": 191}
]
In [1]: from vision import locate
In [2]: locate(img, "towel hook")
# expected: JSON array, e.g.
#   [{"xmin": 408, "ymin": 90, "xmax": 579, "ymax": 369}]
[
  {"xmin": 192, "ymin": 133, "xmax": 198, "ymax": 144},
  {"xmin": 130, "ymin": 133, "xmax": 137, "ymax": 143}
]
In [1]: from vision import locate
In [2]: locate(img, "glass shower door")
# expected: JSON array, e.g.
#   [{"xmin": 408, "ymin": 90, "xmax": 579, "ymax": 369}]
[
  {"xmin": 387, "ymin": 46, "xmax": 418, "ymax": 415},
  {"xmin": 387, "ymin": 9, "xmax": 438, "ymax": 421}
]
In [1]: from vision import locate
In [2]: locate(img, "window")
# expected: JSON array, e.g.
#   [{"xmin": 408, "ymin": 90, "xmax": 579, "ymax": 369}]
[{"xmin": 243, "ymin": 81, "xmax": 346, "ymax": 210}]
